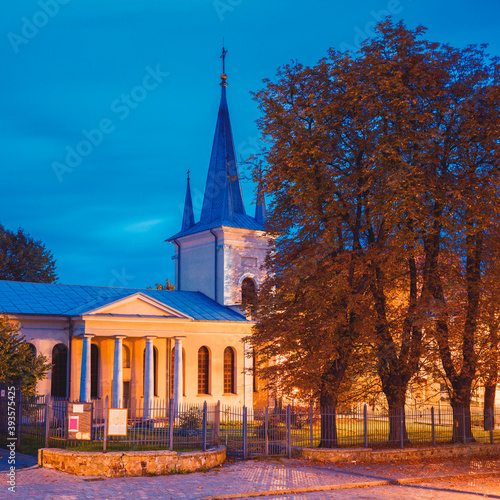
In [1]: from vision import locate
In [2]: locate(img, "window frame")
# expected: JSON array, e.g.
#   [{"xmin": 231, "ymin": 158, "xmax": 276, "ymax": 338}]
[
  {"xmin": 223, "ymin": 346, "xmax": 236, "ymax": 394},
  {"xmin": 197, "ymin": 346, "xmax": 210, "ymax": 395}
]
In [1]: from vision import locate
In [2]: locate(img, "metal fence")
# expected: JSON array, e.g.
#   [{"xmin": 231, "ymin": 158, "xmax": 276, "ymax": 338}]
[
  {"xmin": 1, "ymin": 387, "xmax": 499, "ymax": 458},
  {"xmin": 45, "ymin": 397, "xmax": 220, "ymax": 453},
  {"xmin": 0, "ymin": 383, "xmax": 48, "ymax": 452},
  {"xmin": 287, "ymin": 405, "xmax": 500, "ymax": 450}
]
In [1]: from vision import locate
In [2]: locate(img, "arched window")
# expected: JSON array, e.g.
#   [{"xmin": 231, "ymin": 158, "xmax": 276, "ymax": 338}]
[
  {"xmin": 198, "ymin": 346, "xmax": 210, "ymax": 395},
  {"xmin": 26, "ymin": 343, "xmax": 36, "ymax": 359},
  {"xmin": 223, "ymin": 347, "xmax": 236, "ymax": 394},
  {"xmin": 51, "ymin": 343, "xmax": 68, "ymax": 398},
  {"xmin": 91, "ymin": 344, "xmax": 99, "ymax": 399},
  {"xmin": 143, "ymin": 346, "xmax": 158, "ymax": 397},
  {"xmin": 122, "ymin": 344, "xmax": 130, "ymax": 369},
  {"xmin": 241, "ymin": 277, "xmax": 257, "ymax": 312},
  {"xmin": 170, "ymin": 347, "xmax": 186, "ymax": 397}
]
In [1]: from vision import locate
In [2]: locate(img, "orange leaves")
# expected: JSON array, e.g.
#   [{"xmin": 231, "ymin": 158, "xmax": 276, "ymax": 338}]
[{"xmin": 251, "ymin": 18, "xmax": 500, "ymax": 412}]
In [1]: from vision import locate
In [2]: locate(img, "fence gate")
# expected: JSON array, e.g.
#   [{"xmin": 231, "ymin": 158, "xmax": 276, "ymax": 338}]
[
  {"xmin": 220, "ymin": 405, "xmax": 289, "ymax": 458},
  {"xmin": 252, "ymin": 406, "xmax": 289, "ymax": 457}
]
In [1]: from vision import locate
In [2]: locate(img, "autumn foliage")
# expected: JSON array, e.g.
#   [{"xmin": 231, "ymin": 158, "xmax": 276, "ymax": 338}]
[{"xmin": 249, "ymin": 20, "xmax": 500, "ymax": 445}]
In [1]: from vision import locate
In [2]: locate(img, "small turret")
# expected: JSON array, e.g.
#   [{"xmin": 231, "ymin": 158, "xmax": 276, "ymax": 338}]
[{"xmin": 181, "ymin": 170, "xmax": 195, "ymax": 232}]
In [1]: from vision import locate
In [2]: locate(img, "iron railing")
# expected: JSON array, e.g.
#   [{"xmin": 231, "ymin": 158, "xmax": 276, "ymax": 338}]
[{"xmin": 1, "ymin": 386, "xmax": 499, "ymax": 458}]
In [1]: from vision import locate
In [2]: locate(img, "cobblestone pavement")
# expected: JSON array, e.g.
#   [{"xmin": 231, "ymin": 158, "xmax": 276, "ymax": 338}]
[
  {"xmin": 0, "ymin": 448, "xmax": 37, "ymax": 472},
  {"xmin": 1, "ymin": 454, "xmax": 499, "ymax": 499},
  {"xmin": 258, "ymin": 477, "xmax": 500, "ymax": 499}
]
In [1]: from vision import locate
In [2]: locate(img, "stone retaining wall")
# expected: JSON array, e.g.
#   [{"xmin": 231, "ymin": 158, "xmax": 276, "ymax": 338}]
[
  {"xmin": 293, "ymin": 443, "xmax": 500, "ymax": 464},
  {"xmin": 38, "ymin": 446, "xmax": 226, "ymax": 477}
]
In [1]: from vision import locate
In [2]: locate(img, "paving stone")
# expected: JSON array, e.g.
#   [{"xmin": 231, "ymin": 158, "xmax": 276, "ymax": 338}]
[{"xmin": 1, "ymin": 454, "xmax": 499, "ymax": 499}]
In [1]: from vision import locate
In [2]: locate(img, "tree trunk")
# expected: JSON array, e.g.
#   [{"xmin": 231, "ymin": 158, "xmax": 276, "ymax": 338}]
[
  {"xmin": 483, "ymin": 322, "xmax": 498, "ymax": 431},
  {"xmin": 483, "ymin": 383, "xmax": 496, "ymax": 431},
  {"xmin": 317, "ymin": 355, "xmax": 349, "ymax": 449},
  {"xmin": 385, "ymin": 389, "xmax": 409, "ymax": 445},
  {"xmin": 450, "ymin": 386, "xmax": 475, "ymax": 443},
  {"xmin": 319, "ymin": 392, "xmax": 337, "ymax": 448}
]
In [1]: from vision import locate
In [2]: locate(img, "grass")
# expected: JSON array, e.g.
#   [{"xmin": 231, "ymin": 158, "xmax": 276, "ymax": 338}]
[
  {"xmin": 288, "ymin": 418, "xmax": 500, "ymax": 448},
  {"xmin": 220, "ymin": 415, "xmax": 500, "ymax": 454}
]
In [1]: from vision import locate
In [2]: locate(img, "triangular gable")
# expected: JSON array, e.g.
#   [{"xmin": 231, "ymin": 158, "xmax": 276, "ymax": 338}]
[{"xmin": 77, "ymin": 293, "xmax": 192, "ymax": 319}]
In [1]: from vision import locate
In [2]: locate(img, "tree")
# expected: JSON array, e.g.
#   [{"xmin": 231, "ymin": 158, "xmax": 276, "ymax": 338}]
[
  {"xmin": 0, "ymin": 316, "xmax": 51, "ymax": 397},
  {"xmin": 148, "ymin": 279, "xmax": 175, "ymax": 290},
  {"xmin": 476, "ymin": 226, "xmax": 500, "ymax": 430},
  {"xmin": 248, "ymin": 51, "xmax": 386, "ymax": 446},
  {"xmin": 408, "ymin": 42, "xmax": 500, "ymax": 442},
  {"xmin": 0, "ymin": 224, "xmax": 57, "ymax": 283},
  {"xmin": 251, "ymin": 21, "xmax": 431, "ymax": 445},
  {"xmin": 251, "ymin": 19, "xmax": 500, "ymax": 444}
]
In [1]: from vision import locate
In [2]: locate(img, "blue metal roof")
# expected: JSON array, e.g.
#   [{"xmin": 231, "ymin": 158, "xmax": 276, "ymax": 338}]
[
  {"xmin": 0, "ymin": 280, "xmax": 248, "ymax": 322},
  {"xmin": 169, "ymin": 212, "xmax": 264, "ymax": 240}
]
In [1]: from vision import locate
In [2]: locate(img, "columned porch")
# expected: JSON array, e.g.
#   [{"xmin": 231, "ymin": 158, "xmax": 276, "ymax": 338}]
[{"xmin": 72, "ymin": 335, "xmax": 183, "ymax": 409}]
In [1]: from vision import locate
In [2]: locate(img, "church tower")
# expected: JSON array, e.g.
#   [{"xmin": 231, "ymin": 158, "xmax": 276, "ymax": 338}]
[{"xmin": 167, "ymin": 47, "xmax": 269, "ymax": 311}]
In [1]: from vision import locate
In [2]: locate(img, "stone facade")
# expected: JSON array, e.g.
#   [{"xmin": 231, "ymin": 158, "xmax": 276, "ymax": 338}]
[
  {"xmin": 174, "ymin": 226, "xmax": 269, "ymax": 308},
  {"xmin": 38, "ymin": 446, "xmax": 226, "ymax": 477}
]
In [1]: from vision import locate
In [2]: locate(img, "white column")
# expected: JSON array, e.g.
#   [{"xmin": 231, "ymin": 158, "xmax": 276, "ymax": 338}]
[
  {"xmin": 173, "ymin": 336, "xmax": 185, "ymax": 411},
  {"xmin": 112, "ymin": 335, "xmax": 126, "ymax": 408},
  {"xmin": 79, "ymin": 334, "xmax": 94, "ymax": 403},
  {"xmin": 143, "ymin": 336, "xmax": 156, "ymax": 419}
]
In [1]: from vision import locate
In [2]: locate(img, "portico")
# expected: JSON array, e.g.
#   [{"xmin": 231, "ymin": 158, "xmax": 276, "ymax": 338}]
[{"xmin": 52, "ymin": 290, "xmax": 254, "ymax": 409}]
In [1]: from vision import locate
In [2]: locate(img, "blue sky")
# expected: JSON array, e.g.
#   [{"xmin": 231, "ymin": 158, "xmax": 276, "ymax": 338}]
[{"xmin": 2, "ymin": 0, "xmax": 500, "ymax": 288}]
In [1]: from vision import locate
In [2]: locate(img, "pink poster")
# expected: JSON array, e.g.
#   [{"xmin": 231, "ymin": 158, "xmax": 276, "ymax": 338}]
[{"xmin": 69, "ymin": 416, "xmax": 79, "ymax": 432}]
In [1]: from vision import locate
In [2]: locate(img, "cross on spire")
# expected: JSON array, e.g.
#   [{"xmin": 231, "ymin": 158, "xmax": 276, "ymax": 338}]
[
  {"xmin": 220, "ymin": 44, "xmax": 228, "ymax": 87},
  {"xmin": 221, "ymin": 44, "xmax": 227, "ymax": 74}
]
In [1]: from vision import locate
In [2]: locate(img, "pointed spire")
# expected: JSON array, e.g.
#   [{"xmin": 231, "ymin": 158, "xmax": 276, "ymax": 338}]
[
  {"xmin": 200, "ymin": 46, "xmax": 245, "ymax": 225},
  {"xmin": 255, "ymin": 168, "xmax": 267, "ymax": 225},
  {"xmin": 181, "ymin": 170, "xmax": 195, "ymax": 232}
]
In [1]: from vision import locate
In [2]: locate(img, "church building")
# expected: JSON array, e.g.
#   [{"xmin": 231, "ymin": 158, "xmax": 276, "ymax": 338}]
[{"xmin": 0, "ymin": 51, "xmax": 270, "ymax": 410}]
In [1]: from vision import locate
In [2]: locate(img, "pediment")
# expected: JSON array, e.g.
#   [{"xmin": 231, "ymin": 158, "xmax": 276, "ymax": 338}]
[{"xmin": 80, "ymin": 293, "xmax": 192, "ymax": 319}]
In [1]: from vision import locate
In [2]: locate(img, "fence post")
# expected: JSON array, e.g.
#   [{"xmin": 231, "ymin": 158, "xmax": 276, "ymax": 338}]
[
  {"xmin": 286, "ymin": 405, "xmax": 291, "ymax": 458},
  {"xmin": 243, "ymin": 406, "xmax": 248, "ymax": 460},
  {"xmin": 103, "ymin": 395, "xmax": 108, "ymax": 453},
  {"xmin": 265, "ymin": 406, "xmax": 269, "ymax": 456},
  {"xmin": 44, "ymin": 394, "xmax": 52, "ymax": 449},
  {"xmin": 462, "ymin": 406, "xmax": 467, "ymax": 445},
  {"xmin": 489, "ymin": 407, "xmax": 494, "ymax": 445},
  {"xmin": 363, "ymin": 405, "xmax": 368, "ymax": 448},
  {"xmin": 91, "ymin": 400, "xmax": 94, "ymax": 445},
  {"xmin": 215, "ymin": 400, "xmax": 220, "ymax": 447},
  {"xmin": 202, "ymin": 401, "xmax": 207, "ymax": 452},
  {"xmin": 400, "ymin": 407, "xmax": 404, "ymax": 449},
  {"xmin": 310, "ymin": 403, "xmax": 314, "ymax": 448},
  {"xmin": 431, "ymin": 407, "xmax": 436, "ymax": 447},
  {"xmin": 169, "ymin": 398, "xmax": 174, "ymax": 451}
]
